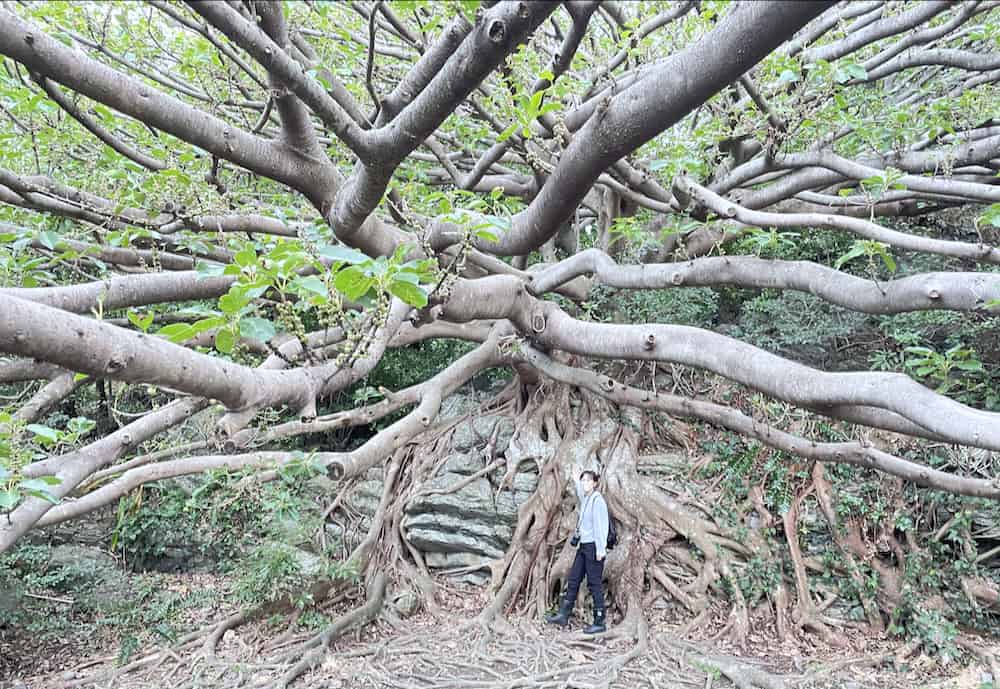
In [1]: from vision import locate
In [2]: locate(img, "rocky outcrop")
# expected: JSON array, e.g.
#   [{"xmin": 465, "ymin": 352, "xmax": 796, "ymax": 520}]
[{"xmin": 338, "ymin": 408, "xmax": 539, "ymax": 581}]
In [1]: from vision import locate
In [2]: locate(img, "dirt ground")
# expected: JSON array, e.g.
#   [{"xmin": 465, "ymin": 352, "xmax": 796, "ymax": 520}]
[{"xmin": 1, "ymin": 573, "xmax": 993, "ymax": 689}]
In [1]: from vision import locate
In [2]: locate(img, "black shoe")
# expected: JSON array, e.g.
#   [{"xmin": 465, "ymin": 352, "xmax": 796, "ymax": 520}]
[
  {"xmin": 545, "ymin": 601, "xmax": 573, "ymax": 626},
  {"xmin": 583, "ymin": 607, "xmax": 606, "ymax": 634}
]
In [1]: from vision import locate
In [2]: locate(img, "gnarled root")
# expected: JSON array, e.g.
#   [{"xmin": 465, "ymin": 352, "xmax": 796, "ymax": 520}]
[{"xmin": 279, "ymin": 572, "xmax": 387, "ymax": 687}]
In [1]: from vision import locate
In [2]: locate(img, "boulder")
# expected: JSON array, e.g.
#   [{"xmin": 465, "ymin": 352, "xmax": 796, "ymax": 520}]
[
  {"xmin": 345, "ymin": 468, "xmax": 386, "ymax": 517},
  {"xmin": 421, "ymin": 552, "xmax": 491, "ymax": 586},
  {"xmin": 145, "ymin": 545, "xmax": 214, "ymax": 573},
  {"xmin": 329, "ymin": 394, "xmax": 539, "ymax": 580},
  {"xmin": 260, "ymin": 541, "xmax": 326, "ymax": 578},
  {"xmin": 438, "ymin": 392, "xmax": 481, "ymax": 423},
  {"xmin": 442, "ymin": 452, "xmax": 484, "ymax": 476},
  {"xmin": 33, "ymin": 505, "xmax": 116, "ymax": 547},
  {"xmin": 47, "ymin": 544, "xmax": 132, "ymax": 610},
  {"xmin": 403, "ymin": 510, "xmax": 511, "ymax": 558},
  {"xmin": 452, "ymin": 415, "xmax": 514, "ymax": 453},
  {"xmin": 270, "ymin": 515, "xmax": 315, "ymax": 548}
]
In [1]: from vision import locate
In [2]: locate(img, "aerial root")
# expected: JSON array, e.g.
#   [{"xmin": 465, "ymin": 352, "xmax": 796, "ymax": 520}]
[
  {"xmin": 956, "ymin": 635, "xmax": 1000, "ymax": 681},
  {"xmin": 59, "ymin": 608, "xmax": 255, "ymax": 688},
  {"xmin": 279, "ymin": 572, "xmax": 387, "ymax": 688}
]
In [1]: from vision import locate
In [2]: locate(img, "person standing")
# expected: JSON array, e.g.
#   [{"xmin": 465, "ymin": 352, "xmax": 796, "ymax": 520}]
[{"xmin": 545, "ymin": 466, "xmax": 609, "ymax": 634}]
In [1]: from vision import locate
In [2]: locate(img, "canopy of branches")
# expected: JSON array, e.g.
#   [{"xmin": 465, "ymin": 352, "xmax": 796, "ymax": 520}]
[{"xmin": 0, "ymin": 0, "xmax": 999, "ymax": 556}]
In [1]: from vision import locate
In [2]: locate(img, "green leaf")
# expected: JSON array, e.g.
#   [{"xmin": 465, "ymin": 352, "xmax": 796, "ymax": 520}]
[
  {"xmin": 294, "ymin": 275, "xmax": 328, "ymax": 296},
  {"xmin": 871, "ymin": 245, "xmax": 897, "ymax": 273},
  {"xmin": 196, "ymin": 261, "xmax": 226, "ymax": 277},
  {"xmin": 388, "ymin": 280, "xmax": 428, "ymax": 308},
  {"xmin": 528, "ymin": 90, "xmax": 544, "ymax": 113},
  {"xmin": 334, "ymin": 266, "xmax": 374, "ymax": 300},
  {"xmin": 485, "ymin": 215, "xmax": 511, "ymax": 232},
  {"xmin": 156, "ymin": 323, "xmax": 196, "ymax": 343},
  {"xmin": 318, "ymin": 244, "xmax": 370, "ymax": 265},
  {"xmin": 0, "ymin": 488, "xmax": 19, "ymax": 511},
  {"xmin": 392, "ymin": 270, "xmax": 421, "ymax": 285},
  {"xmin": 833, "ymin": 243, "xmax": 867, "ymax": 270},
  {"xmin": 190, "ymin": 316, "xmax": 226, "ymax": 335},
  {"xmin": 845, "ymin": 63, "xmax": 867, "ymax": 80},
  {"xmin": 954, "ymin": 360, "xmax": 983, "ymax": 372},
  {"xmin": 243, "ymin": 280, "xmax": 272, "ymax": 300},
  {"xmin": 21, "ymin": 487, "xmax": 59, "ymax": 505},
  {"xmin": 497, "ymin": 122, "xmax": 520, "ymax": 142},
  {"xmin": 38, "ymin": 230, "xmax": 60, "ymax": 250},
  {"xmin": 979, "ymin": 204, "xmax": 1000, "ymax": 228},
  {"xmin": 73, "ymin": 373, "xmax": 89, "ymax": 382},
  {"xmin": 215, "ymin": 327, "xmax": 236, "ymax": 354},
  {"xmin": 240, "ymin": 317, "xmax": 276, "ymax": 342},
  {"xmin": 21, "ymin": 476, "xmax": 60, "ymax": 490},
  {"xmin": 234, "ymin": 248, "xmax": 257, "ymax": 268},
  {"xmin": 778, "ymin": 69, "xmax": 799, "ymax": 83},
  {"xmin": 219, "ymin": 291, "xmax": 249, "ymax": 315},
  {"xmin": 67, "ymin": 417, "xmax": 95, "ymax": 436},
  {"xmin": 126, "ymin": 310, "xmax": 155, "ymax": 332},
  {"xmin": 25, "ymin": 424, "xmax": 59, "ymax": 445}
]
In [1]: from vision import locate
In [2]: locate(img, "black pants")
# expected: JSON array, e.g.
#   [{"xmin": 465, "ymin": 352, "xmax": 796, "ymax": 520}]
[{"xmin": 563, "ymin": 542, "xmax": 605, "ymax": 610}]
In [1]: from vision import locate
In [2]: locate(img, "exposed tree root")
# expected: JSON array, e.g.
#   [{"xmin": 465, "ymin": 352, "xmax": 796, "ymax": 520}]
[
  {"xmin": 279, "ymin": 572, "xmax": 387, "ymax": 687},
  {"xmin": 52, "ymin": 377, "xmax": 1000, "ymax": 689}
]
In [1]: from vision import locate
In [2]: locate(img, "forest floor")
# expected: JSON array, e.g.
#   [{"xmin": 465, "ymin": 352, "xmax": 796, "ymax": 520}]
[{"xmin": 1, "ymin": 571, "xmax": 991, "ymax": 689}]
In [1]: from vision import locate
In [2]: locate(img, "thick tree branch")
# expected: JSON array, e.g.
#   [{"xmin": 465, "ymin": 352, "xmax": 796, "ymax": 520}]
[
  {"xmin": 215, "ymin": 300, "xmax": 411, "ymax": 436},
  {"xmin": 33, "ymin": 75, "xmax": 166, "ymax": 171},
  {"xmin": 36, "ymin": 325, "xmax": 510, "ymax": 526},
  {"xmin": 329, "ymin": 1, "xmax": 559, "ymax": 239},
  {"xmin": 1, "ymin": 272, "xmax": 234, "ymax": 314},
  {"xmin": 802, "ymin": 1, "xmax": 952, "ymax": 64},
  {"xmin": 525, "ymin": 346, "xmax": 1000, "ymax": 499},
  {"xmin": 587, "ymin": 1, "xmax": 696, "ymax": 86},
  {"xmin": 255, "ymin": 1, "xmax": 323, "ymax": 154},
  {"xmin": 439, "ymin": 275, "xmax": 1000, "ymax": 451},
  {"xmin": 0, "ymin": 8, "xmax": 314, "ymax": 188},
  {"xmin": 675, "ymin": 175, "xmax": 1000, "ymax": 264},
  {"xmin": 0, "ymin": 294, "xmax": 406, "ymax": 419},
  {"xmin": 467, "ymin": 0, "xmax": 833, "ymax": 256},
  {"xmin": 377, "ymin": 14, "xmax": 471, "ymax": 124},
  {"xmin": 864, "ymin": 48, "xmax": 1000, "ymax": 82},
  {"xmin": 0, "ymin": 359, "xmax": 67, "ymax": 383},
  {"xmin": 529, "ymin": 248, "xmax": 1000, "ymax": 315},
  {"xmin": 13, "ymin": 372, "xmax": 87, "ymax": 424},
  {"xmin": 0, "ymin": 396, "xmax": 207, "ymax": 553},
  {"xmin": 784, "ymin": 1, "xmax": 884, "ymax": 58},
  {"xmin": 325, "ymin": 323, "xmax": 510, "ymax": 480},
  {"xmin": 715, "ymin": 134, "xmax": 1000, "ymax": 203},
  {"xmin": 187, "ymin": 1, "xmax": 370, "ymax": 160},
  {"xmin": 0, "ymin": 168, "xmax": 306, "ymax": 241}
]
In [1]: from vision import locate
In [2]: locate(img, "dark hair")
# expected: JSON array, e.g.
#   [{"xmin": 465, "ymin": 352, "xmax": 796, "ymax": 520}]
[{"xmin": 579, "ymin": 470, "xmax": 599, "ymax": 483}]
